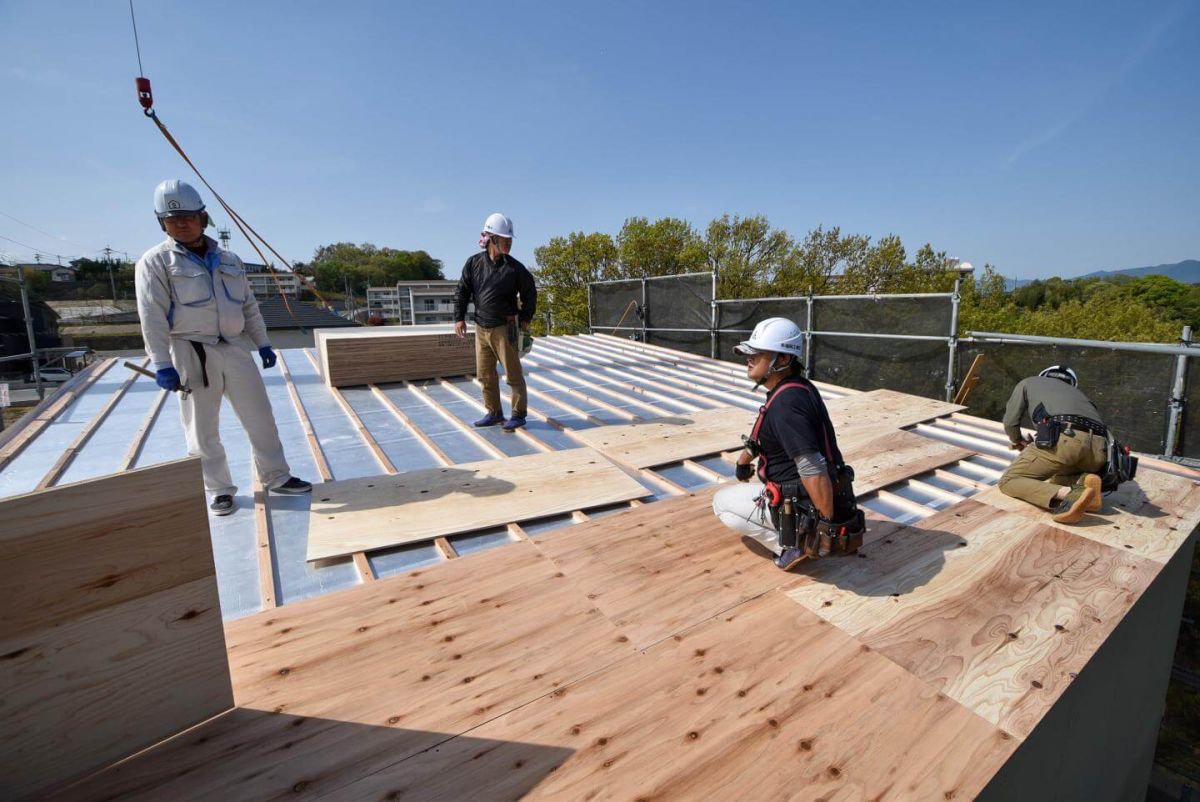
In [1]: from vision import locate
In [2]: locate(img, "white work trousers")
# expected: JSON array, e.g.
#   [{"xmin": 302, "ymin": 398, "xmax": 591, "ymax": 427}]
[
  {"xmin": 172, "ymin": 339, "xmax": 291, "ymax": 497},
  {"xmin": 712, "ymin": 482, "xmax": 781, "ymax": 555}
]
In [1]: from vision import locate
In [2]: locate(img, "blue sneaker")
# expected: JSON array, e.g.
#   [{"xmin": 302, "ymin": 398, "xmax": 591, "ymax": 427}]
[
  {"xmin": 774, "ymin": 547, "xmax": 808, "ymax": 571},
  {"xmin": 473, "ymin": 413, "xmax": 505, "ymax": 427},
  {"xmin": 502, "ymin": 415, "xmax": 527, "ymax": 432}
]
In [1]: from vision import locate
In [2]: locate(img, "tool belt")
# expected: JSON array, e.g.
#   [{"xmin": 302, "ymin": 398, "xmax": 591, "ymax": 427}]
[
  {"xmin": 1050, "ymin": 414, "xmax": 1107, "ymax": 438},
  {"xmin": 765, "ymin": 466, "xmax": 864, "ymax": 559}
]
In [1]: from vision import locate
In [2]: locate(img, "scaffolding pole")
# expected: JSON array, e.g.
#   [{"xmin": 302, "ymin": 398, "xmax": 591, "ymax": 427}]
[{"xmin": 1165, "ymin": 325, "xmax": 1193, "ymax": 457}]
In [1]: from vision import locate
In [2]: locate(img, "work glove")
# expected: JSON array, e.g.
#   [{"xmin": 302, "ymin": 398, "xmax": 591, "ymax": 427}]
[
  {"xmin": 259, "ymin": 346, "xmax": 277, "ymax": 369},
  {"xmin": 155, "ymin": 366, "xmax": 181, "ymax": 392},
  {"xmin": 735, "ymin": 462, "xmax": 755, "ymax": 482}
]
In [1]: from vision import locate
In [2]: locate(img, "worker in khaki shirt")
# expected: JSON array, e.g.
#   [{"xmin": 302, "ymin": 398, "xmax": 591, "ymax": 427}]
[
  {"xmin": 998, "ymin": 365, "xmax": 1107, "ymax": 524},
  {"xmin": 135, "ymin": 179, "xmax": 311, "ymax": 516},
  {"xmin": 453, "ymin": 213, "xmax": 537, "ymax": 432}
]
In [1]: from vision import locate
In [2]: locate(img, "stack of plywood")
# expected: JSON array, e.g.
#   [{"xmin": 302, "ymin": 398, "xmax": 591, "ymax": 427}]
[
  {"xmin": 315, "ymin": 324, "xmax": 476, "ymax": 387},
  {"xmin": 0, "ymin": 458, "xmax": 232, "ymax": 799}
]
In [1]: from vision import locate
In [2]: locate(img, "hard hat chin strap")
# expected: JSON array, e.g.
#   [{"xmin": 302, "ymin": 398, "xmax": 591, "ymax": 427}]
[{"xmin": 753, "ymin": 353, "xmax": 793, "ymax": 390}]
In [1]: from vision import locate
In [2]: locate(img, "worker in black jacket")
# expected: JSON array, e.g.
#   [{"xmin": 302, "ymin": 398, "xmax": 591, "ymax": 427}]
[{"xmin": 454, "ymin": 213, "xmax": 537, "ymax": 431}]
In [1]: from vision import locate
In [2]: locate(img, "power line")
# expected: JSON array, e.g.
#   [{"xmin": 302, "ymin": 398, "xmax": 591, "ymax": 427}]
[
  {"xmin": 0, "ymin": 210, "xmax": 99, "ymax": 252},
  {"xmin": 0, "ymin": 233, "xmax": 77, "ymax": 263}
]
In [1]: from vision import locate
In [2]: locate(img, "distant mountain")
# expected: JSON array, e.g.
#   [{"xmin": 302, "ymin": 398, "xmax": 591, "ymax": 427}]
[
  {"xmin": 1004, "ymin": 259, "xmax": 1200, "ymax": 291},
  {"xmin": 1079, "ymin": 259, "xmax": 1200, "ymax": 284}
]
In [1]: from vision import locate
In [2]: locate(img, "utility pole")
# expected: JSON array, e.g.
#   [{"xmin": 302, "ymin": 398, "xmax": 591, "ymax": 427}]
[
  {"xmin": 103, "ymin": 246, "xmax": 118, "ymax": 302},
  {"xmin": 16, "ymin": 265, "xmax": 44, "ymax": 400},
  {"xmin": 218, "ymin": 227, "xmax": 231, "ymax": 251}
]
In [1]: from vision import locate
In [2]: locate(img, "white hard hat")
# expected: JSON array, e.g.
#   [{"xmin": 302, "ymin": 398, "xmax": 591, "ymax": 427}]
[
  {"xmin": 154, "ymin": 179, "xmax": 205, "ymax": 218},
  {"xmin": 734, "ymin": 317, "xmax": 805, "ymax": 357},
  {"xmin": 482, "ymin": 213, "xmax": 514, "ymax": 239},
  {"xmin": 1039, "ymin": 365, "xmax": 1079, "ymax": 387}
]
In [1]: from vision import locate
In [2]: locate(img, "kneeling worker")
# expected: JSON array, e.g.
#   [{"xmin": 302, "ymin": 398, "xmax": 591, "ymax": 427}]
[
  {"xmin": 135, "ymin": 179, "xmax": 311, "ymax": 515},
  {"xmin": 998, "ymin": 365, "xmax": 1107, "ymax": 523},
  {"xmin": 712, "ymin": 317, "xmax": 863, "ymax": 570}
]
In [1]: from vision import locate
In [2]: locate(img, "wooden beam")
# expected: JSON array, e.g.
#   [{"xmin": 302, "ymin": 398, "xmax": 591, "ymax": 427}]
[
  {"xmin": 408, "ymin": 382, "xmax": 507, "ymax": 459},
  {"xmin": 120, "ymin": 387, "xmax": 169, "ymax": 472},
  {"xmin": 369, "ymin": 384, "xmax": 454, "ymax": 465},
  {"xmin": 525, "ymin": 371, "xmax": 641, "ymax": 421},
  {"xmin": 0, "ymin": 357, "xmax": 117, "ymax": 472},
  {"xmin": 953, "ymin": 354, "xmax": 986, "ymax": 405},
  {"xmin": 523, "ymin": 353, "xmax": 702, "ymax": 415},
  {"xmin": 253, "ymin": 478, "xmax": 276, "ymax": 609},
  {"xmin": 563, "ymin": 336, "xmax": 762, "ymax": 408},
  {"xmin": 682, "ymin": 458, "xmax": 730, "ymax": 483},
  {"xmin": 437, "ymin": 378, "xmax": 552, "ymax": 453},
  {"xmin": 277, "ymin": 350, "xmax": 332, "ymax": 482},
  {"xmin": 35, "ymin": 357, "xmax": 148, "ymax": 490}
]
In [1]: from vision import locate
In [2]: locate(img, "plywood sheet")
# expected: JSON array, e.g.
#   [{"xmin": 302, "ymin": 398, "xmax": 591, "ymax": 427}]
[
  {"xmin": 828, "ymin": 388, "xmax": 965, "ymax": 431},
  {"xmin": 306, "ymin": 448, "xmax": 649, "ymax": 561},
  {"xmin": 330, "ymin": 592, "xmax": 1017, "ymax": 801},
  {"xmin": 70, "ymin": 541, "xmax": 634, "ymax": 801},
  {"xmin": 841, "ymin": 429, "xmax": 975, "ymax": 494},
  {"xmin": 531, "ymin": 487, "xmax": 901, "ymax": 650},
  {"xmin": 315, "ymin": 324, "xmax": 476, "ymax": 387},
  {"xmin": 571, "ymin": 406, "xmax": 753, "ymax": 468},
  {"xmin": 569, "ymin": 388, "xmax": 964, "ymax": 471},
  {"xmin": 785, "ymin": 500, "xmax": 1160, "ymax": 737},
  {"xmin": 0, "ymin": 458, "xmax": 232, "ymax": 799},
  {"xmin": 974, "ymin": 467, "xmax": 1200, "ymax": 564}
]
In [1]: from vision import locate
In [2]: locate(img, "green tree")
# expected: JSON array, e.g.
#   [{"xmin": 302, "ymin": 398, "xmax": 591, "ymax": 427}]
[
  {"xmin": 773, "ymin": 225, "xmax": 865, "ymax": 296},
  {"xmin": 704, "ymin": 214, "xmax": 794, "ymax": 298},
  {"xmin": 616, "ymin": 217, "xmax": 707, "ymax": 278},
  {"xmin": 532, "ymin": 232, "xmax": 620, "ymax": 334},
  {"xmin": 297, "ymin": 243, "xmax": 444, "ymax": 294}
]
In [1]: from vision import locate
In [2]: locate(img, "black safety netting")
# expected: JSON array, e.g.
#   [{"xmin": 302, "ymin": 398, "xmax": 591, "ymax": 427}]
[
  {"xmin": 715, "ymin": 299, "xmax": 808, "ymax": 362},
  {"xmin": 646, "ymin": 330, "xmax": 712, "ymax": 358},
  {"xmin": 958, "ymin": 343, "xmax": 1175, "ymax": 456},
  {"xmin": 811, "ymin": 336, "xmax": 949, "ymax": 399},
  {"xmin": 812, "ymin": 296, "xmax": 952, "ymax": 336},
  {"xmin": 644, "ymin": 273, "xmax": 713, "ymax": 331},
  {"xmin": 589, "ymin": 280, "xmax": 643, "ymax": 330}
]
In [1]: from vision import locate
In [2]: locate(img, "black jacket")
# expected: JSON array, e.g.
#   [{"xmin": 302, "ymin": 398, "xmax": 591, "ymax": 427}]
[{"xmin": 454, "ymin": 252, "xmax": 537, "ymax": 328}]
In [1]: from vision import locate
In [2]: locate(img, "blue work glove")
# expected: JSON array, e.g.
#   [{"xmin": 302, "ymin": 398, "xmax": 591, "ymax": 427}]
[
  {"xmin": 258, "ymin": 346, "xmax": 277, "ymax": 369},
  {"xmin": 155, "ymin": 367, "xmax": 181, "ymax": 392}
]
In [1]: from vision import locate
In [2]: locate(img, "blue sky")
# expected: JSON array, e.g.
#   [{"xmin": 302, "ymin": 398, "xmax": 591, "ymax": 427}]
[{"xmin": 1, "ymin": 0, "xmax": 1197, "ymax": 280}]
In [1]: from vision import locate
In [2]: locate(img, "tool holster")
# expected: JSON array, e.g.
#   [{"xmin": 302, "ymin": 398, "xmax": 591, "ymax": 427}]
[{"xmin": 766, "ymin": 469, "xmax": 865, "ymax": 560}]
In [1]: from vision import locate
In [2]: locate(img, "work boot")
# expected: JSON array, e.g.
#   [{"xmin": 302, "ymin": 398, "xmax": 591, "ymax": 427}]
[
  {"xmin": 502, "ymin": 415, "xmax": 527, "ymax": 432},
  {"xmin": 1051, "ymin": 474, "xmax": 1101, "ymax": 524},
  {"xmin": 774, "ymin": 546, "xmax": 809, "ymax": 571},
  {"xmin": 474, "ymin": 413, "xmax": 505, "ymax": 427},
  {"xmin": 210, "ymin": 494, "xmax": 235, "ymax": 516},
  {"xmin": 272, "ymin": 477, "xmax": 313, "ymax": 495}
]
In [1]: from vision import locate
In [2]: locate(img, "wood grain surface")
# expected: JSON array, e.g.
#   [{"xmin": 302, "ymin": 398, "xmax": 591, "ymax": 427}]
[
  {"xmin": 316, "ymin": 324, "xmax": 476, "ymax": 387},
  {"xmin": 305, "ymin": 448, "xmax": 649, "ymax": 560}
]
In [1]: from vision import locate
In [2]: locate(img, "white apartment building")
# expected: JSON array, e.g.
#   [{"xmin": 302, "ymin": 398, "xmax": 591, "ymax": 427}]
[
  {"xmin": 367, "ymin": 280, "xmax": 469, "ymax": 325},
  {"xmin": 244, "ymin": 264, "xmax": 301, "ymax": 299}
]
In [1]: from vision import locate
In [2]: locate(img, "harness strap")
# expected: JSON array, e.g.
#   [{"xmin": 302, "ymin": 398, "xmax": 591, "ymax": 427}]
[{"xmin": 751, "ymin": 378, "xmax": 837, "ymax": 482}]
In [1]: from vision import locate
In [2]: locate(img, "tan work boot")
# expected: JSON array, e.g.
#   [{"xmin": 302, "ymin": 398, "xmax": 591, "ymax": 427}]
[{"xmin": 1051, "ymin": 474, "xmax": 1101, "ymax": 524}]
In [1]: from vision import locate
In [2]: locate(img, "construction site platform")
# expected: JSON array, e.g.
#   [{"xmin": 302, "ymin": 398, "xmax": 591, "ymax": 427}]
[{"xmin": 3, "ymin": 334, "xmax": 1199, "ymax": 799}]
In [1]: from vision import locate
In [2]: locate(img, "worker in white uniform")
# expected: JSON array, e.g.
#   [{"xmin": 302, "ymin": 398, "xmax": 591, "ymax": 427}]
[{"xmin": 135, "ymin": 179, "xmax": 311, "ymax": 515}]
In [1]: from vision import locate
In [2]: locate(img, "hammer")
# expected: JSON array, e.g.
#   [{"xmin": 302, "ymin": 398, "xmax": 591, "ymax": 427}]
[{"xmin": 124, "ymin": 360, "xmax": 192, "ymax": 396}]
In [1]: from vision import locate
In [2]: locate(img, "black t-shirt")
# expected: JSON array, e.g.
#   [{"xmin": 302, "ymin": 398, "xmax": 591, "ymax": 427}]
[{"xmin": 755, "ymin": 378, "xmax": 843, "ymax": 484}]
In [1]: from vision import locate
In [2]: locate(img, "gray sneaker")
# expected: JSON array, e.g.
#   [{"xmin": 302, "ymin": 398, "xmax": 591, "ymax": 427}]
[{"xmin": 210, "ymin": 494, "xmax": 235, "ymax": 516}]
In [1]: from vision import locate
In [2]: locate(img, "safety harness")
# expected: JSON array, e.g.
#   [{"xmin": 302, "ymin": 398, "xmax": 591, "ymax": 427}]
[{"xmin": 744, "ymin": 378, "xmax": 864, "ymax": 559}]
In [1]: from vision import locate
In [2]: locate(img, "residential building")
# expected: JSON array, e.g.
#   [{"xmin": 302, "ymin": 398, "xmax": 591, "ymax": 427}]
[
  {"xmin": 1, "ymin": 264, "xmax": 78, "ymax": 283},
  {"xmin": 367, "ymin": 280, "xmax": 470, "ymax": 325},
  {"xmin": 243, "ymin": 263, "xmax": 301, "ymax": 299}
]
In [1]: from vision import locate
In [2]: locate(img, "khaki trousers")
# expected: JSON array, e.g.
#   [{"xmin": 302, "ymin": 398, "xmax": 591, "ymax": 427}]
[
  {"xmin": 172, "ymin": 339, "xmax": 292, "ymax": 497},
  {"xmin": 475, "ymin": 322, "xmax": 527, "ymax": 418},
  {"xmin": 998, "ymin": 428, "xmax": 1107, "ymax": 509}
]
